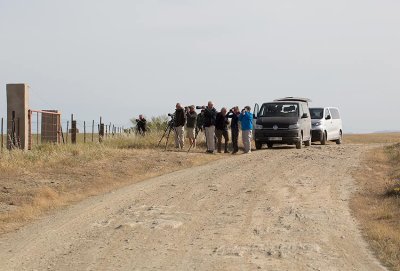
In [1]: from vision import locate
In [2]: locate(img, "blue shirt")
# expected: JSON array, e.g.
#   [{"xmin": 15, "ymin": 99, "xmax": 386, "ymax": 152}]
[{"xmin": 239, "ymin": 111, "xmax": 253, "ymax": 131}]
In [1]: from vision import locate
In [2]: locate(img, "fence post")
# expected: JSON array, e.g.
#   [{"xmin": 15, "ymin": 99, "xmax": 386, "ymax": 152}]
[
  {"xmin": 84, "ymin": 121, "xmax": 86, "ymax": 143},
  {"xmin": 92, "ymin": 120, "xmax": 94, "ymax": 142},
  {"xmin": 99, "ymin": 124, "xmax": 104, "ymax": 142},
  {"xmin": 71, "ymin": 120, "xmax": 77, "ymax": 144},
  {"xmin": 1, "ymin": 117, "xmax": 3, "ymax": 152},
  {"xmin": 66, "ymin": 121, "xmax": 69, "ymax": 144},
  {"xmin": 36, "ymin": 112, "xmax": 39, "ymax": 146}
]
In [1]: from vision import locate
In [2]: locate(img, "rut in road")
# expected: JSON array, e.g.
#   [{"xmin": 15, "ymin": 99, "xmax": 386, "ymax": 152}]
[{"xmin": 0, "ymin": 144, "xmax": 387, "ymax": 271}]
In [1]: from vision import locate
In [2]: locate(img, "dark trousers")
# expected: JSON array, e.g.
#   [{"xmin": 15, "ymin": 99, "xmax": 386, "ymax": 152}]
[
  {"xmin": 216, "ymin": 130, "xmax": 229, "ymax": 152},
  {"xmin": 231, "ymin": 128, "xmax": 239, "ymax": 152}
]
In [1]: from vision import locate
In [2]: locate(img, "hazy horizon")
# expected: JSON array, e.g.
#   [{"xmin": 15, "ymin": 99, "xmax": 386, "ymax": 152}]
[{"xmin": 1, "ymin": 1, "xmax": 399, "ymax": 133}]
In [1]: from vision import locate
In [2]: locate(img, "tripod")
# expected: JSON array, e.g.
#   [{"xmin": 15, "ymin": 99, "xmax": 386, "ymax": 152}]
[{"xmin": 157, "ymin": 117, "xmax": 175, "ymax": 150}]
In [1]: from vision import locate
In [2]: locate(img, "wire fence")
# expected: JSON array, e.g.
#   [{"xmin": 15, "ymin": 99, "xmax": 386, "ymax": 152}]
[{"xmin": 0, "ymin": 113, "xmax": 131, "ymax": 153}]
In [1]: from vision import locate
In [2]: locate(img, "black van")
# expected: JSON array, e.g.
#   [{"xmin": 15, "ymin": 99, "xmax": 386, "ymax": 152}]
[{"xmin": 253, "ymin": 97, "xmax": 312, "ymax": 149}]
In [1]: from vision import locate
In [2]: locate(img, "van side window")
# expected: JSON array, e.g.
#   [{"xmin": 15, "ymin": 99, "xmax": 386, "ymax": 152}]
[
  {"xmin": 301, "ymin": 103, "xmax": 309, "ymax": 117},
  {"xmin": 299, "ymin": 103, "xmax": 304, "ymax": 116},
  {"xmin": 325, "ymin": 109, "xmax": 331, "ymax": 119},
  {"xmin": 330, "ymin": 108, "xmax": 341, "ymax": 119}
]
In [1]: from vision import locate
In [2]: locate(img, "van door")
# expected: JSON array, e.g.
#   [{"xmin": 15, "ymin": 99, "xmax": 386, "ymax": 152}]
[
  {"xmin": 324, "ymin": 108, "xmax": 334, "ymax": 140},
  {"xmin": 253, "ymin": 103, "xmax": 259, "ymax": 118},
  {"xmin": 329, "ymin": 108, "xmax": 341, "ymax": 139},
  {"xmin": 300, "ymin": 102, "xmax": 311, "ymax": 140},
  {"xmin": 252, "ymin": 103, "xmax": 260, "ymax": 138}
]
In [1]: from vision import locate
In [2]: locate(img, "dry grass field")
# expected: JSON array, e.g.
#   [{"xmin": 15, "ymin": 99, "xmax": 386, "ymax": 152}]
[
  {"xmin": 350, "ymin": 134, "xmax": 400, "ymax": 271},
  {"xmin": 0, "ymin": 132, "xmax": 220, "ymax": 234},
  {"xmin": 345, "ymin": 132, "xmax": 400, "ymax": 144}
]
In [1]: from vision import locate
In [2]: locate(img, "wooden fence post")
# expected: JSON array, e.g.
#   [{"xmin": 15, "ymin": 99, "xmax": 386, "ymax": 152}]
[
  {"xmin": 66, "ymin": 121, "xmax": 69, "ymax": 144},
  {"xmin": 92, "ymin": 120, "xmax": 94, "ymax": 142},
  {"xmin": 84, "ymin": 121, "xmax": 86, "ymax": 143},
  {"xmin": 71, "ymin": 120, "xmax": 77, "ymax": 144},
  {"xmin": 1, "ymin": 117, "xmax": 3, "ymax": 152},
  {"xmin": 99, "ymin": 124, "xmax": 104, "ymax": 143}
]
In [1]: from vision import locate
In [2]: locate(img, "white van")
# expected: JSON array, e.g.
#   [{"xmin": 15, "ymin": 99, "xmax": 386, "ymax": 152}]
[{"xmin": 310, "ymin": 107, "xmax": 343, "ymax": 145}]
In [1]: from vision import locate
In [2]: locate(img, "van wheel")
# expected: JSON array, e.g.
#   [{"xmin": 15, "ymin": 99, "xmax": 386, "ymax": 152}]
[
  {"xmin": 296, "ymin": 134, "xmax": 302, "ymax": 149},
  {"xmin": 255, "ymin": 141, "xmax": 262, "ymax": 150},
  {"xmin": 336, "ymin": 131, "xmax": 343, "ymax": 145},
  {"xmin": 267, "ymin": 143, "xmax": 273, "ymax": 148},
  {"xmin": 321, "ymin": 131, "xmax": 327, "ymax": 145}
]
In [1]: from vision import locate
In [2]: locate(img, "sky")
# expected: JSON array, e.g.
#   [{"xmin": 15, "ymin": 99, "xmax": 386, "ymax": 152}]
[{"xmin": 0, "ymin": 0, "xmax": 399, "ymax": 133}]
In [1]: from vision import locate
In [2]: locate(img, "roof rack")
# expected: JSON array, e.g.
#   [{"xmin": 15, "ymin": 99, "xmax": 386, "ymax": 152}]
[{"xmin": 274, "ymin": 97, "xmax": 312, "ymax": 103}]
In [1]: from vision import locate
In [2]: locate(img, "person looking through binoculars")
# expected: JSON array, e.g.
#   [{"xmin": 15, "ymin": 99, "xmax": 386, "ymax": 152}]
[
  {"xmin": 215, "ymin": 107, "xmax": 230, "ymax": 153},
  {"xmin": 202, "ymin": 101, "xmax": 217, "ymax": 153},
  {"xmin": 185, "ymin": 105, "xmax": 197, "ymax": 149},
  {"xmin": 227, "ymin": 106, "xmax": 240, "ymax": 154},
  {"xmin": 239, "ymin": 106, "xmax": 254, "ymax": 154},
  {"xmin": 174, "ymin": 103, "xmax": 186, "ymax": 149}
]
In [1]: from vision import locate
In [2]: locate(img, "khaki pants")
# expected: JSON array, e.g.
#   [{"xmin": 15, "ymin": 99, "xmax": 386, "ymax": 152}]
[
  {"xmin": 242, "ymin": 130, "xmax": 252, "ymax": 153},
  {"xmin": 174, "ymin": 126, "xmax": 184, "ymax": 149},
  {"xmin": 205, "ymin": 126, "xmax": 215, "ymax": 151},
  {"xmin": 215, "ymin": 130, "xmax": 229, "ymax": 152}
]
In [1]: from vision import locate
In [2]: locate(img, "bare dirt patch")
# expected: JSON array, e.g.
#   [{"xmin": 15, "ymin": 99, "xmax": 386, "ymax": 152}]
[{"xmin": 0, "ymin": 144, "xmax": 220, "ymax": 234}]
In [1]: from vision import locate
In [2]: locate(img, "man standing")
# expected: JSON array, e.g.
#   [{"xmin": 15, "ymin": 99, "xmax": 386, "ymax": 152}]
[
  {"xmin": 174, "ymin": 103, "xmax": 186, "ymax": 149},
  {"xmin": 215, "ymin": 107, "xmax": 230, "ymax": 153},
  {"xmin": 239, "ymin": 106, "xmax": 253, "ymax": 154},
  {"xmin": 226, "ymin": 106, "xmax": 240, "ymax": 154},
  {"xmin": 186, "ymin": 105, "xmax": 197, "ymax": 149},
  {"xmin": 203, "ymin": 101, "xmax": 217, "ymax": 153},
  {"xmin": 136, "ymin": 114, "xmax": 147, "ymax": 136}
]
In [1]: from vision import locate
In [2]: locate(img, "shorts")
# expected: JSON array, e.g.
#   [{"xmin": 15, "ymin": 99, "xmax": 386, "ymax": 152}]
[{"xmin": 186, "ymin": 127, "xmax": 195, "ymax": 139}]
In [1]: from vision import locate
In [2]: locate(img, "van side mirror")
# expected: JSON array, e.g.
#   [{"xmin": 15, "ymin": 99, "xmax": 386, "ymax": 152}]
[
  {"xmin": 301, "ymin": 113, "xmax": 308, "ymax": 119},
  {"xmin": 326, "ymin": 115, "xmax": 331, "ymax": 120}
]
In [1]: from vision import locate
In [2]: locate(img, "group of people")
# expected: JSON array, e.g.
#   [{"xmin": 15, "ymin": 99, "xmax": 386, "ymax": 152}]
[{"xmin": 173, "ymin": 101, "xmax": 254, "ymax": 154}]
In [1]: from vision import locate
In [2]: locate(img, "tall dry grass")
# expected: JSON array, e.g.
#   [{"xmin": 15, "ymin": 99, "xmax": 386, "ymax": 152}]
[
  {"xmin": 345, "ymin": 132, "xmax": 400, "ymax": 144},
  {"xmin": 351, "ymin": 144, "xmax": 400, "ymax": 271}
]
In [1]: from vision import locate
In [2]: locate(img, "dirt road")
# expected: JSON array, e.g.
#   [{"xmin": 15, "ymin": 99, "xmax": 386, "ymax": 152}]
[{"xmin": 0, "ymin": 144, "xmax": 386, "ymax": 270}]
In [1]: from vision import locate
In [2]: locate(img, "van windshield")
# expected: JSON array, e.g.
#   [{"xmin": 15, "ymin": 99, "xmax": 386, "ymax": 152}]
[
  {"xmin": 259, "ymin": 103, "xmax": 299, "ymax": 117},
  {"xmin": 310, "ymin": 108, "xmax": 324, "ymax": 119}
]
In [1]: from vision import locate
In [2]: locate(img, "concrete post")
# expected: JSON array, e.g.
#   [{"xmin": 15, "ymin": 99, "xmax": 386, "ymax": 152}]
[{"xmin": 6, "ymin": 84, "xmax": 30, "ymax": 150}]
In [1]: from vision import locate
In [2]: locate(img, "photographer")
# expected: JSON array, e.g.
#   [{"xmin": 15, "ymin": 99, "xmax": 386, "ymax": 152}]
[
  {"xmin": 136, "ymin": 114, "xmax": 147, "ymax": 136},
  {"xmin": 227, "ymin": 106, "xmax": 240, "ymax": 154},
  {"xmin": 196, "ymin": 109, "xmax": 205, "ymax": 133},
  {"xmin": 186, "ymin": 105, "xmax": 197, "ymax": 148},
  {"xmin": 174, "ymin": 103, "xmax": 186, "ymax": 149},
  {"xmin": 239, "ymin": 106, "xmax": 253, "ymax": 154},
  {"xmin": 203, "ymin": 101, "xmax": 217, "ymax": 153},
  {"xmin": 215, "ymin": 107, "xmax": 230, "ymax": 153}
]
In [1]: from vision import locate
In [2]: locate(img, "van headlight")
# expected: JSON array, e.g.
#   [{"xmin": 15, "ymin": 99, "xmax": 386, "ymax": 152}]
[
  {"xmin": 254, "ymin": 124, "xmax": 263, "ymax": 129},
  {"xmin": 288, "ymin": 123, "xmax": 299, "ymax": 129},
  {"xmin": 313, "ymin": 121, "xmax": 321, "ymax": 127}
]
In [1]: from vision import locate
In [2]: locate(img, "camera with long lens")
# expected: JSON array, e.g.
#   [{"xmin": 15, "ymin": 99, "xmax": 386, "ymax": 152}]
[{"xmin": 196, "ymin": 106, "xmax": 205, "ymax": 110}]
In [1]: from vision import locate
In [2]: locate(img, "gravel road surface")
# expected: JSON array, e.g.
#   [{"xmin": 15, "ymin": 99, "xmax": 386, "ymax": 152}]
[{"xmin": 0, "ymin": 144, "xmax": 386, "ymax": 271}]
